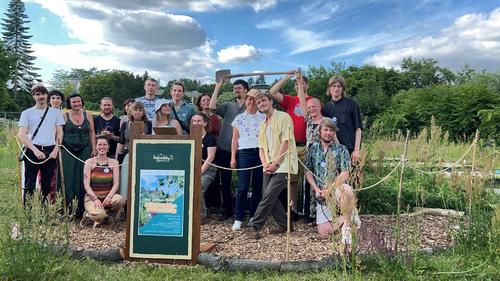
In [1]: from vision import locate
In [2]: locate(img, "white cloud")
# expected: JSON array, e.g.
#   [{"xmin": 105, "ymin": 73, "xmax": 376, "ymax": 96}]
[
  {"xmin": 365, "ymin": 8, "xmax": 500, "ymax": 70},
  {"xmin": 256, "ymin": 19, "xmax": 286, "ymax": 29},
  {"xmin": 285, "ymin": 29, "xmax": 353, "ymax": 55},
  {"xmin": 217, "ymin": 44, "xmax": 261, "ymax": 63}
]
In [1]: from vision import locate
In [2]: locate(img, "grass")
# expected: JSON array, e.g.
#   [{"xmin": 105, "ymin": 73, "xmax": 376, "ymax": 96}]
[{"xmin": 0, "ymin": 125, "xmax": 499, "ymax": 280}]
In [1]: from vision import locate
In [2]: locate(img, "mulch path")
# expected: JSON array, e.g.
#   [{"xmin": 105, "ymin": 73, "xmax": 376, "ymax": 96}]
[{"xmin": 71, "ymin": 213, "xmax": 462, "ymax": 261}]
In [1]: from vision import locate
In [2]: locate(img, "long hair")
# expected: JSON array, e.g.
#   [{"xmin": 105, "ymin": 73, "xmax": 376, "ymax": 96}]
[
  {"xmin": 127, "ymin": 102, "xmax": 148, "ymax": 122},
  {"xmin": 326, "ymin": 75, "xmax": 347, "ymax": 97},
  {"xmin": 195, "ymin": 93, "xmax": 211, "ymax": 111}
]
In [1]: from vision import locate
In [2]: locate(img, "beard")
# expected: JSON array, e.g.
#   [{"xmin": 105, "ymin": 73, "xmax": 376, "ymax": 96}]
[{"xmin": 320, "ymin": 136, "xmax": 333, "ymax": 144}]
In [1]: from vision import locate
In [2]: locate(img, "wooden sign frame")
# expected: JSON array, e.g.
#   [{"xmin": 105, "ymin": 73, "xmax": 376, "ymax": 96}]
[{"xmin": 125, "ymin": 122, "xmax": 201, "ymax": 265}]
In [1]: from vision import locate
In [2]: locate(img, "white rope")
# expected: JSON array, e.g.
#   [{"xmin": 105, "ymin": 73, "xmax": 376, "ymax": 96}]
[
  {"xmin": 15, "ymin": 137, "xmax": 128, "ymax": 167},
  {"xmin": 407, "ymin": 138, "xmax": 477, "ymax": 174},
  {"xmin": 356, "ymin": 160, "xmax": 403, "ymax": 191},
  {"xmin": 203, "ymin": 150, "xmax": 288, "ymax": 171}
]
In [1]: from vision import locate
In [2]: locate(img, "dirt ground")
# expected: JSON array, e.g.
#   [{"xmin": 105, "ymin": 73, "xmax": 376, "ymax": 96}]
[{"xmin": 71, "ymin": 213, "xmax": 462, "ymax": 261}]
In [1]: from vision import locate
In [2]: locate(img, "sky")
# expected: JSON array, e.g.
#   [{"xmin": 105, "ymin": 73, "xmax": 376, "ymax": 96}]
[{"xmin": 1, "ymin": 0, "xmax": 500, "ymax": 85}]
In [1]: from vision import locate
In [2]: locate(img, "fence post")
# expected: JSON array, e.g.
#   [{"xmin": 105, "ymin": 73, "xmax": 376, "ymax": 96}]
[
  {"xmin": 395, "ymin": 130, "xmax": 410, "ymax": 254},
  {"xmin": 468, "ymin": 130, "xmax": 479, "ymax": 213}
]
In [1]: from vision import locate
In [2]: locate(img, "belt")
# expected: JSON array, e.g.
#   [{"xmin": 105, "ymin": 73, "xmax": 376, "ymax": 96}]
[
  {"xmin": 296, "ymin": 142, "xmax": 306, "ymax": 146},
  {"xmin": 239, "ymin": 148, "xmax": 259, "ymax": 152},
  {"xmin": 33, "ymin": 144, "xmax": 55, "ymax": 151}
]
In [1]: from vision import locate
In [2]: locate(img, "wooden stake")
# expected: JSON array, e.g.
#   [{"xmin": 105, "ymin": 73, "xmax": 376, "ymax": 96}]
[
  {"xmin": 468, "ymin": 130, "xmax": 479, "ymax": 213},
  {"xmin": 58, "ymin": 149, "xmax": 67, "ymax": 211},
  {"xmin": 286, "ymin": 127, "xmax": 292, "ymax": 261},
  {"xmin": 395, "ymin": 130, "xmax": 410, "ymax": 254}
]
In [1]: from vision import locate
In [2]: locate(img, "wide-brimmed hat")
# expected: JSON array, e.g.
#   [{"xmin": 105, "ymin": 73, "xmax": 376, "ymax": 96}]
[{"xmin": 154, "ymin": 98, "xmax": 172, "ymax": 112}]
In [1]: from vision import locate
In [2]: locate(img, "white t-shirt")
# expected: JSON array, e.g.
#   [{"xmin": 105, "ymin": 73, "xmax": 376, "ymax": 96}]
[
  {"xmin": 231, "ymin": 111, "xmax": 265, "ymax": 149},
  {"xmin": 18, "ymin": 107, "xmax": 65, "ymax": 146}
]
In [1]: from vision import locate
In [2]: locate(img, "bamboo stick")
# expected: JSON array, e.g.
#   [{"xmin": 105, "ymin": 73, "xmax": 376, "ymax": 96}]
[{"xmin": 395, "ymin": 130, "xmax": 410, "ymax": 254}]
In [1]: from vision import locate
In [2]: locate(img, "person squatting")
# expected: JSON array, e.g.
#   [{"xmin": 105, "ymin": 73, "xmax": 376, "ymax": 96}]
[{"xmin": 18, "ymin": 72, "xmax": 362, "ymax": 250}]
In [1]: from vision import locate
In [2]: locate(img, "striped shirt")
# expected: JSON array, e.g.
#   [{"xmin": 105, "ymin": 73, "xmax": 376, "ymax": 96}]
[{"xmin": 90, "ymin": 163, "xmax": 114, "ymax": 197}]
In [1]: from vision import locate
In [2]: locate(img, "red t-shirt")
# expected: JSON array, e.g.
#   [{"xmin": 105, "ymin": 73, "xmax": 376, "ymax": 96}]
[{"xmin": 280, "ymin": 94, "xmax": 311, "ymax": 144}]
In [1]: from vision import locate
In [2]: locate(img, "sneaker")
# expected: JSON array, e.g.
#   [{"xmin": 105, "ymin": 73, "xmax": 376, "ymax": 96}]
[
  {"xmin": 351, "ymin": 208, "xmax": 361, "ymax": 230},
  {"xmin": 291, "ymin": 210, "xmax": 301, "ymax": 222},
  {"xmin": 247, "ymin": 227, "xmax": 261, "ymax": 239},
  {"xmin": 231, "ymin": 220, "xmax": 242, "ymax": 231}
]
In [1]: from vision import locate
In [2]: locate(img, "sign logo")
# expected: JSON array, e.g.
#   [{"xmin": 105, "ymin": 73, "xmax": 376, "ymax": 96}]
[{"xmin": 153, "ymin": 154, "xmax": 174, "ymax": 163}]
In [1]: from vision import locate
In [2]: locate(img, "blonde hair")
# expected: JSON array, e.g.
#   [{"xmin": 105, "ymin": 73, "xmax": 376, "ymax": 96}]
[{"xmin": 326, "ymin": 75, "xmax": 347, "ymax": 97}]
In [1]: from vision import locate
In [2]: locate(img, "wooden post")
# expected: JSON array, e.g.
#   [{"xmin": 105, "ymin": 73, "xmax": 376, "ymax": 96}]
[
  {"xmin": 395, "ymin": 130, "xmax": 410, "ymax": 254},
  {"xmin": 286, "ymin": 128, "xmax": 292, "ymax": 261},
  {"xmin": 468, "ymin": 130, "xmax": 479, "ymax": 213},
  {"xmin": 58, "ymin": 150, "xmax": 67, "ymax": 210}
]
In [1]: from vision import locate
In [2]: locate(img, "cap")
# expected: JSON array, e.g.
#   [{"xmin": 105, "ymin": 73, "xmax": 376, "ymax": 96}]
[{"xmin": 154, "ymin": 98, "xmax": 172, "ymax": 112}]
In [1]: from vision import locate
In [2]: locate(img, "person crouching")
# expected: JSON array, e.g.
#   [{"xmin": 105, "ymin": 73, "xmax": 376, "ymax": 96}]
[{"xmin": 82, "ymin": 136, "xmax": 125, "ymax": 227}]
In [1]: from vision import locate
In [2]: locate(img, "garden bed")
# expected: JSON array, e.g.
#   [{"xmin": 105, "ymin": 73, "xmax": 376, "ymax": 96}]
[{"xmin": 71, "ymin": 211, "xmax": 463, "ymax": 262}]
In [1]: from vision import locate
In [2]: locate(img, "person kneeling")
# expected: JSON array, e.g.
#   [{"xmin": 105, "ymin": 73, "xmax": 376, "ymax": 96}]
[
  {"xmin": 305, "ymin": 119, "xmax": 360, "ymax": 252},
  {"xmin": 83, "ymin": 136, "xmax": 125, "ymax": 227}
]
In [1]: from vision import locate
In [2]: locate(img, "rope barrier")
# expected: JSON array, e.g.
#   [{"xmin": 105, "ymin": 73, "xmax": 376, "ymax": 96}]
[
  {"xmin": 15, "ymin": 137, "xmax": 128, "ymax": 168},
  {"xmin": 202, "ymin": 151, "xmax": 288, "ymax": 171},
  {"xmin": 407, "ymin": 138, "xmax": 477, "ymax": 175},
  {"xmin": 356, "ymin": 160, "xmax": 404, "ymax": 191}
]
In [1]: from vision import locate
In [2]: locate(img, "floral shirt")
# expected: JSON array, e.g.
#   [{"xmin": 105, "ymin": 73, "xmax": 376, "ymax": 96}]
[
  {"xmin": 231, "ymin": 111, "xmax": 265, "ymax": 149},
  {"xmin": 305, "ymin": 142, "xmax": 350, "ymax": 189},
  {"xmin": 170, "ymin": 102, "xmax": 196, "ymax": 135},
  {"xmin": 305, "ymin": 116, "xmax": 325, "ymax": 148}
]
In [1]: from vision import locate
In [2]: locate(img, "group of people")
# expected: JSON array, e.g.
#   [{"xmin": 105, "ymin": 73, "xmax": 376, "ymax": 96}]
[{"xmin": 18, "ymin": 71, "xmax": 362, "ymax": 248}]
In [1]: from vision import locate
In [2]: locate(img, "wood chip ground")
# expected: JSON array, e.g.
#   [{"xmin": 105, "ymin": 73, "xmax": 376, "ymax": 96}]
[{"xmin": 71, "ymin": 214, "xmax": 462, "ymax": 261}]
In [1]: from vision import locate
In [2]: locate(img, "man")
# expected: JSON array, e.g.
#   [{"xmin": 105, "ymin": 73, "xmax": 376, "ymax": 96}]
[
  {"xmin": 269, "ymin": 71, "xmax": 312, "ymax": 221},
  {"xmin": 322, "ymin": 75, "xmax": 362, "ymax": 162},
  {"xmin": 305, "ymin": 118, "xmax": 359, "ymax": 250},
  {"xmin": 93, "ymin": 97, "xmax": 120, "ymax": 158},
  {"xmin": 247, "ymin": 91, "xmax": 298, "ymax": 239},
  {"xmin": 208, "ymin": 79, "xmax": 248, "ymax": 221},
  {"xmin": 18, "ymin": 84, "xmax": 65, "ymax": 204},
  {"xmin": 169, "ymin": 81, "xmax": 196, "ymax": 135},
  {"xmin": 136, "ymin": 78, "xmax": 161, "ymax": 121}
]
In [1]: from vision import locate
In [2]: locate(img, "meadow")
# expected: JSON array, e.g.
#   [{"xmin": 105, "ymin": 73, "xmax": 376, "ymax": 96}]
[{"xmin": 0, "ymin": 121, "xmax": 498, "ymax": 281}]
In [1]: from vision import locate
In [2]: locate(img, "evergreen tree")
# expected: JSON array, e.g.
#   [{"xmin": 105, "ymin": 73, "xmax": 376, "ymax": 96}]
[{"xmin": 1, "ymin": 0, "xmax": 39, "ymax": 96}]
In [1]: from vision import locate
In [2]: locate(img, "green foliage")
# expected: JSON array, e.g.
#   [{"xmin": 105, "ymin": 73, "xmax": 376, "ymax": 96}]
[
  {"xmin": 78, "ymin": 70, "xmax": 146, "ymax": 109},
  {"xmin": 373, "ymin": 83, "xmax": 499, "ymax": 142},
  {"xmin": 1, "ymin": 0, "xmax": 39, "ymax": 95},
  {"xmin": 401, "ymin": 57, "xmax": 455, "ymax": 87}
]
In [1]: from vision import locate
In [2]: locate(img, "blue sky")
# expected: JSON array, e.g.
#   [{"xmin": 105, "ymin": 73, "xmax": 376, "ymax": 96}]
[{"xmin": 1, "ymin": 0, "xmax": 499, "ymax": 84}]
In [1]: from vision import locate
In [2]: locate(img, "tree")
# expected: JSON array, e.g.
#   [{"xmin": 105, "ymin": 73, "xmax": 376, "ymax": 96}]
[
  {"xmin": 401, "ymin": 57, "xmax": 455, "ymax": 88},
  {"xmin": 1, "ymin": 0, "xmax": 39, "ymax": 97},
  {"xmin": 0, "ymin": 41, "xmax": 15, "ymax": 111},
  {"xmin": 50, "ymin": 68, "xmax": 98, "ymax": 96},
  {"xmin": 78, "ymin": 70, "xmax": 145, "ymax": 110}
]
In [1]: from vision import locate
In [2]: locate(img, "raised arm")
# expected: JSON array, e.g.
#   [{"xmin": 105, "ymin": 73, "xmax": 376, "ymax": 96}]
[
  {"xmin": 269, "ymin": 73, "xmax": 294, "ymax": 104},
  {"xmin": 296, "ymin": 72, "xmax": 308, "ymax": 117},
  {"xmin": 208, "ymin": 80, "xmax": 223, "ymax": 110}
]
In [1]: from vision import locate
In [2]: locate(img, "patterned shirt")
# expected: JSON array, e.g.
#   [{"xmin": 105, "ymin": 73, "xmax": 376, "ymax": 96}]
[
  {"xmin": 231, "ymin": 111, "xmax": 265, "ymax": 149},
  {"xmin": 305, "ymin": 142, "xmax": 350, "ymax": 189},
  {"xmin": 305, "ymin": 116, "xmax": 325, "ymax": 148},
  {"xmin": 135, "ymin": 96, "xmax": 161, "ymax": 121},
  {"xmin": 170, "ymin": 102, "xmax": 196, "ymax": 135}
]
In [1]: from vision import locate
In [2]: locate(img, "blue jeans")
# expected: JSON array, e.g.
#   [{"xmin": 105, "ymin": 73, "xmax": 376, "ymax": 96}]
[{"xmin": 235, "ymin": 148, "xmax": 263, "ymax": 221}]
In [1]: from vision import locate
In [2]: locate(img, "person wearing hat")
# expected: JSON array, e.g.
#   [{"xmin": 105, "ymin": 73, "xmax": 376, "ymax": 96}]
[
  {"xmin": 229, "ymin": 89, "xmax": 266, "ymax": 231},
  {"xmin": 152, "ymin": 98, "xmax": 182, "ymax": 135},
  {"xmin": 18, "ymin": 84, "xmax": 65, "ymax": 205},
  {"xmin": 246, "ymin": 90, "xmax": 298, "ymax": 239}
]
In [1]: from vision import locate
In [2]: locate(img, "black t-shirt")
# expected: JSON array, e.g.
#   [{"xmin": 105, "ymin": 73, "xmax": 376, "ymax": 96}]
[
  {"xmin": 94, "ymin": 115, "xmax": 121, "ymax": 157},
  {"xmin": 322, "ymin": 97, "xmax": 362, "ymax": 151},
  {"xmin": 202, "ymin": 133, "xmax": 217, "ymax": 161}
]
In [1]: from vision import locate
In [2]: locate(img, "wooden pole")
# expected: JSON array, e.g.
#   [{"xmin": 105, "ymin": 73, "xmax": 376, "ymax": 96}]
[
  {"xmin": 395, "ymin": 130, "xmax": 410, "ymax": 254},
  {"xmin": 58, "ymin": 149, "xmax": 67, "ymax": 211},
  {"xmin": 286, "ymin": 128, "xmax": 292, "ymax": 261},
  {"xmin": 468, "ymin": 130, "xmax": 479, "ymax": 213}
]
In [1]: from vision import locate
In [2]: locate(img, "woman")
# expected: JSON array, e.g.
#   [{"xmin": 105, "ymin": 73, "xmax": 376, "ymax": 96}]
[
  {"xmin": 61, "ymin": 93, "xmax": 96, "ymax": 218},
  {"xmin": 83, "ymin": 136, "xmax": 125, "ymax": 227},
  {"xmin": 120, "ymin": 98, "xmax": 135, "ymax": 127},
  {"xmin": 116, "ymin": 102, "xmax": 152, "ymax": 198},
  {"xmin": 230, "ymin": 89, "xmax": 265, "ymax": 231},
  {"xmin": 152, "ymin": 99, "xmax": 182, "ymax": 135},
  {"xmin": 47, "ymin": 90, "xmax": 65, "ymax": 203},
  {"xmin": 196, "ymin": 93, "xmax": 221, "ymax": 137},
  {"xmin": 191, "ymin": 113, "xmax": 217, "ymax": 223}
]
